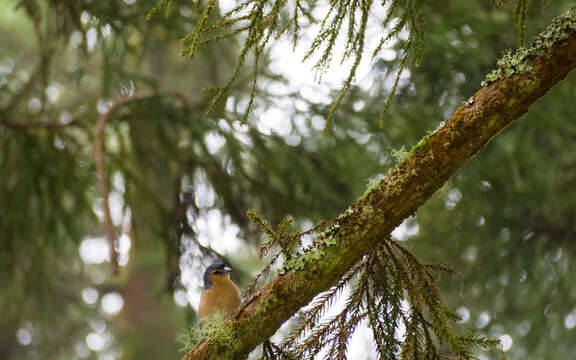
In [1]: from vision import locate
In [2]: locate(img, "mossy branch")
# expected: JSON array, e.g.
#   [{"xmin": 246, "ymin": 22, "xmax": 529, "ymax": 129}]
[{"xmin": 183, "ymin": 7, "xmax": 576, "ymax": 360}]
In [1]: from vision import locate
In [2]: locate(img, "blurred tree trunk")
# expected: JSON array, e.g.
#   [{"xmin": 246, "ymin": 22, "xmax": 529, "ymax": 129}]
[{"xmin": 120, "ymin": 256, "xmax": 181, "ymax": 360}]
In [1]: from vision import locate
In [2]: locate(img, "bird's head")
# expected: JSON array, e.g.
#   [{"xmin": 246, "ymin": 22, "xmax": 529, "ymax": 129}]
[{"xmin": 203, "ymin": 261, "xmax": 233, "ymax": 289}]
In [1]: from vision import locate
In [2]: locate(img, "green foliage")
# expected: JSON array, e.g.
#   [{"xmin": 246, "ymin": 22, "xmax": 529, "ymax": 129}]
[
  {"xmin": 3, "ymin": 0, "xmax": 576, "ymax": 359},
  {"xmin": 0, "ymin": 127, "xmax": 96, "ymax": 313},
  {"xmin": 0, "ymin": 1, "xmax": 383, "ymax": 356},
  {"xmin": 245, "ymin": 210, "xmax": 331, "ymax": 294},
  {"xmin": 166, "ymin": 0, "xmax": 426, "ymax": 131},
  {"xmin": 378, "ymin": 3, "xmax": 576, "ymax": 358},
  {"xmin": 391, "ymin": 145, "xmax": 409, "ymax": 164},
  {"xmin": 492, "ymin": 0, "xmax": 551, "ymax": 44},
  {"xmin": 269, "ymin": 239, "xmax": 502, "ymax": 359},
  {"xmin": 247, "ymin": 210, "xmax": 299, "ymax": 262},
  {"xmin": 245, "ymin": 208, "xmax": 501, "ymax": 358},
  {"xmin": 147, "ymin": 0, "xmax": 174, "ymax": 19}
]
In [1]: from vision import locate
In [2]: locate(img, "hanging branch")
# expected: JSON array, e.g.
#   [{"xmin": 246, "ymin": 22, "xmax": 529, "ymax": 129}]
[{"xmin": 150, "ymin": 0, "xmax": 424, "ymax": 131}]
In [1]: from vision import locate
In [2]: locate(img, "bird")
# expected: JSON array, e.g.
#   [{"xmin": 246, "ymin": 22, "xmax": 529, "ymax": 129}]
[{"xmin": 198, "ymin": 261, "xmax": 241, "ymax": 325}]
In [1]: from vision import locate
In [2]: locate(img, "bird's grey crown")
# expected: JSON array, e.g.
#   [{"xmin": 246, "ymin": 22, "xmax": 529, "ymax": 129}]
[{"xmin": 203, "ymin": 261, "xmax": 232, "ymax": 289}]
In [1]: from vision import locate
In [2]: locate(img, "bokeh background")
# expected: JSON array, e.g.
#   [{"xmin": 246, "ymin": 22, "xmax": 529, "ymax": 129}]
[{"xmin": 1, "ymin": 0, "xmax": 575, "ymax": 359}]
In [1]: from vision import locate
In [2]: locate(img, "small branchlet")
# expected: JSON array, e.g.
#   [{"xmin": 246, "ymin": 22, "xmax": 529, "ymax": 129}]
[
  {"xmin": 247, "ymin": 210, "xmax": 297, "ymax": 261},
  {"xmin": 245, "ymin": 210, "xmax": 325, "ymax": 296},
  {"xmin": 246, "ymin": 210, "xmax": 278, "ymax": 251},
  {"xmin": 146, "ymin": 0, "xmax": 173, "ymax": 19},
  {"xmin": 491, "ymin": 0, "xmax": 534, "ymax": 45}
]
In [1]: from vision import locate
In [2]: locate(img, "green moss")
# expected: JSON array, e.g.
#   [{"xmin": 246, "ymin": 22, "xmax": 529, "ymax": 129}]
[
  {"xmin": 284, "ymin": 256, "xmax": 306, "ymax": 271},
  {"xmin": 338, "ymin": 207, "xmax": 356, "ymax": 219},
  {"xmin": 444, "ymin": 130, "xmax": 460, "ymax": 143},
  {"xmin": 362, "ymin": 177, "xmax": 383, "ymax": 198},
  {"xmin": 521, "ymin": 78, "xmax": 540, "ymax": 92},
  {"xmin": 363, "ymin": 204, "xmax": 374, "ymax": 217},
  {"xmin": 411, "ymin": 138, "xmax": 428, "ymax": 152},
  {"xmin": 486, "ymin": 115, "xmax": 500, "ymax": 128},
  {"xmin": 282, "ymin": 220, "xmax": 344, "ymax": 272},
  {"xmin": 324, "ymin": 236, "xmax": 338, "ymax": 246},
  {"xmin": 391, "ymin": 146, "xmax": 409, "ymax": 164},
  {"xmin": 178, "ymin": 313, "xmax": 237, "ymax": 355},
  {"xmin": 410, "ymin": 130, "xmax": 435, "ymax": 153},
  {"xmin": 480, "ymin": 50, "xmax": 534, "ymax": 86}
]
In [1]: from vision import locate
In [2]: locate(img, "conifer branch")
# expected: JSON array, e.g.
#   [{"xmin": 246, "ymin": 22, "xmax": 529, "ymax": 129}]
[
  {"xmin": 175, "ymin": 0, "xmax": 425, "ymax": 129},
  {"xmin": 183, "ymin": 7, "xmax": 576, "ymax": 360}
]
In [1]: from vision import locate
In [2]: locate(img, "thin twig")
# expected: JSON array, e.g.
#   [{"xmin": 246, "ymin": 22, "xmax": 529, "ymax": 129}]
[{"xmin": 93, "ymin": 90, "xmax": 190, "ymax": 274}]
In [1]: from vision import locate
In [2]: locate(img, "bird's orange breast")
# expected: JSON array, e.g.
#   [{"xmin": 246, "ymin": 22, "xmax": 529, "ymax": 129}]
[{"xmin": 198, "ymin": 276, "xmax": 241, "ymax": 321}]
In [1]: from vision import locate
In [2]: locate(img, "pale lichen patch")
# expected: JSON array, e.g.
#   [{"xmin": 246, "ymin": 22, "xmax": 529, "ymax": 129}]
[{"xmin": 481, "ymin": 6, "xmax": 576, "ymax": 87}]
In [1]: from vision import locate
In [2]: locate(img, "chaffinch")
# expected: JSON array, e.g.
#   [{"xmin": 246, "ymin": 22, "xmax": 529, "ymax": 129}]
[{"xmin": 198, "ymin": 261, "xmax": 241, "ymax": 325}]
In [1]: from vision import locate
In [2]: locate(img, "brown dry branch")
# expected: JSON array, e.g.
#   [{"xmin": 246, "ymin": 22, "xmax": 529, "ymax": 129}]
[{"xmin": 93, "ymin": 91, "xmax": 187, "ymax": 275}]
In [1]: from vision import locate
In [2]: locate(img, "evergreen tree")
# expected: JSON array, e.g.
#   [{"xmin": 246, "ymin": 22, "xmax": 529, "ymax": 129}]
[{"xmin": 1, "ymin": 0, "xmax": 575, "ymax": 359}]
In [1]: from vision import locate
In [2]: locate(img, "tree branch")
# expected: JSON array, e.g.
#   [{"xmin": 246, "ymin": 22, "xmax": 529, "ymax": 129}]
[
  {"xmin": 94, "ymin": 91, "xmax": 191, "ymax": 274},
  {"xmin": 183, "ymin": 8, "xmax": 576, "ymax": 359}
]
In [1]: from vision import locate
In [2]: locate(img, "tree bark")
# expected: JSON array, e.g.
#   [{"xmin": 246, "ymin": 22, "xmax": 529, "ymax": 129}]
[{"xmin": 184, "ymin": 8, "xmax": 576, "ymax": 360}]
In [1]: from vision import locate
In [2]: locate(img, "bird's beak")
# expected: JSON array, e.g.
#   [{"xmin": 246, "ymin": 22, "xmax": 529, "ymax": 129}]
[{"xmin": 222, "ymin": 266, "xmax": 233, "ymax": 274}]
